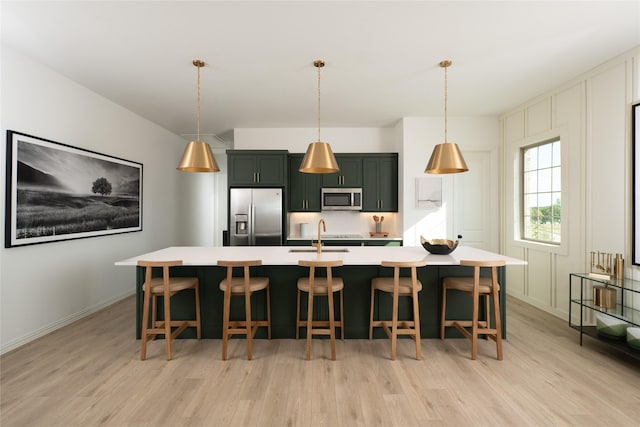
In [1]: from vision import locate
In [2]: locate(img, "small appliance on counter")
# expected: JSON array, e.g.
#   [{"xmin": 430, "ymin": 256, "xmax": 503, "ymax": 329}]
[{"xmin": 229, "ymin": 188, "xmax": 283, "ymax": 246}]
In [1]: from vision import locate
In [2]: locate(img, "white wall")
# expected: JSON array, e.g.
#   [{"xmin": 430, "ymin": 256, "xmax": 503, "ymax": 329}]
[
  {"xmin": 0, "ymin": 48, "xmax": 189, "ymax": 353},
  {"xmin": 399, "ymin": 117, "xmax": 500, "ymax": 248},
  {"xmin": 233, "ymin": 121, "xmax": 500, "ymax": 249},
  {"xmin": 501, "ymin": 46, "xmax": 640, "ymax": 319},
  {"xmin": 234, "ymin": 127, "xmax": 396, "ymax": 153},
  {"xmin": 177, "ymin": 149, "xmax": 227, "ymax": 246}
]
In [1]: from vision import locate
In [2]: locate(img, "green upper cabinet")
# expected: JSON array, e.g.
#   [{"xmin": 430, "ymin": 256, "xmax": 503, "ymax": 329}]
[
  {"xmin": 362, "ymin": 154, "xmax": 398, "ymax": 212},
  {"xmin": 288, "ymin": 154, "xmax": 322, "ymax": 212},
  {"xmin": 227, "ymin": 150, "xmax": 288, "ymax": 186},
  {"xmin": 321, "ymin": 154, "xmax": 362, "ymax": 187}
]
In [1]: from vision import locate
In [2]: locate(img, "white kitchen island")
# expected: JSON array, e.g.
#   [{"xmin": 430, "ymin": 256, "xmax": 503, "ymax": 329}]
[{"xmin": 116, "ymin": 245, "xmax": 525, "ymax": 340}]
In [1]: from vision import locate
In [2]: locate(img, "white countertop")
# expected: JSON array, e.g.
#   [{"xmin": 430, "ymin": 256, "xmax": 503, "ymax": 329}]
[{"xmin": 115, "ymin": 245, "xmax": 527, "ymax": 267}]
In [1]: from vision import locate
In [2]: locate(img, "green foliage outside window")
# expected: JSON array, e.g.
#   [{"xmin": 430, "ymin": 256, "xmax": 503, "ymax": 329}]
[{"xmin": 522, "ymin": 139, "xmax": 561, "ymax": 244}]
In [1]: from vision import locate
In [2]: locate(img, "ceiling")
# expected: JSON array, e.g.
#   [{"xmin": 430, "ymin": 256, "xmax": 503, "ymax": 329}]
[{"xmin": 2, "ymin": 1, "xmax": 639, "ymax": 147}]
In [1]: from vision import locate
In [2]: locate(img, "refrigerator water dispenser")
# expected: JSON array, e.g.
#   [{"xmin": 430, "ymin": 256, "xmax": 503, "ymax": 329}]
[{"xmin": 235, "ymin": 214, "xmax": 248, "ymax": 234}]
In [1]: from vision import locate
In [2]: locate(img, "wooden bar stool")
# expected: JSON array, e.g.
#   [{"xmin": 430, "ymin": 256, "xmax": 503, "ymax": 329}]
[
  {"xmin": 218, "ymin": 260, "xmax": 271, "ymax": 360},
  {"xmin": 296, "ymin": 259, "xmax": 344, "ymax": 360},
  {"xmin": 440, "ymin": 259, "xmax": 506, "ymax": 360},
  {"xmin": 369, "ymin": 259, "xmax": 427, "ymax": 360},
  {"xmin": 138, "ymin": 260, "xmax": 201, "ymax": 360}
]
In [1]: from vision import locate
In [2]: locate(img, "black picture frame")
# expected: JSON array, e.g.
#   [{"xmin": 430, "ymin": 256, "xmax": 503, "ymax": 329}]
[
  {"xmin": 634, "ymin": 102, "xmax": 640, "ymax": 265},
  {"xmin": 5, "ymin": 130, "xmax": 142, "ymax": 248}
]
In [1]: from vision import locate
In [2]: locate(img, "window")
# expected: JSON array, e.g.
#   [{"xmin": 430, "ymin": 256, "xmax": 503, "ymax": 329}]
[{"xmin": 521, "ymin": 138, "xmax": 561, "ymax": 244}]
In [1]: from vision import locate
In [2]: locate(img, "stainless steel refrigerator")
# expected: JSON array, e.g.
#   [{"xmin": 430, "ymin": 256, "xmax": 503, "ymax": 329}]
[{"xmin": 229, "ymin": 188, "xmax": 283, "ymax": 246}]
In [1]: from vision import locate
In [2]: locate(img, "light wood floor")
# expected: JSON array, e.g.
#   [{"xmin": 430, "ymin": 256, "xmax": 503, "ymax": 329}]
[{"xmin": 1, "ymin": 296, "xmax": 639, "ymax": 426}]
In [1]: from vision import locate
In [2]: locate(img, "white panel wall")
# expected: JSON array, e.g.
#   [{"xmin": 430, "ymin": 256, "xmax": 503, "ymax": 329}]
[
  {"xmin": 0, "ymin": 48, "xmax": 188, "ymax": 353},
  {"xmin": 588, "ymin": 64, "xmax": 628, "ymax": 253},
  {"xmin": 501, "ymin": 46, "xmax": 640, "ymax": 319}
]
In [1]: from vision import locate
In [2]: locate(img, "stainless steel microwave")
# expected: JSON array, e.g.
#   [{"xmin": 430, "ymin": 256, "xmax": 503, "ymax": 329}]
[{"xmin": 321, "ymin": 188, "xmax": 362, "ymax": 211}]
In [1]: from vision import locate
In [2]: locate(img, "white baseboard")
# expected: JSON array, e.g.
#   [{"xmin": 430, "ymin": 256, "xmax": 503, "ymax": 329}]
[
  {"xmin": 0, "ymin": 290, "xmax": 135, "ymax": 356},
  {"xmin": 507, "ymin": 291, "xmax": 568, "ymax": 321}
]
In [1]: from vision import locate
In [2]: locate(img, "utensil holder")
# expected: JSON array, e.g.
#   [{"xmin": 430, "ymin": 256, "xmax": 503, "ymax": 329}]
[{"xmin": 375, "ymin": 223, "xmax": 382, "ymax": 233}]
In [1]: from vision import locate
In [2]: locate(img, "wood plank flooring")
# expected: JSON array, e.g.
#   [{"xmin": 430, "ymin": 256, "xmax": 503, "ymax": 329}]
[{"xmin": 1, "ymin": 296, "xmax": 639, "ymax": 426}]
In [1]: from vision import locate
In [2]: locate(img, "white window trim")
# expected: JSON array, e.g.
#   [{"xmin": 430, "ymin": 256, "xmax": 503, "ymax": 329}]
[{"xmin": 511, "ymin": 128, "xmax": 569, "ymax": 256}]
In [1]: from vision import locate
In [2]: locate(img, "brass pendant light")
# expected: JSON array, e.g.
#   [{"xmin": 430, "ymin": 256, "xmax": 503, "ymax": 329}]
[
  {"xmin": 177, "ymin": 59, "xmax": 220, "ymax": 173},
  {"xmin": 299, "ymin": 60, "xmax": 340, "ymax": 174},
  {"xmin": 425, "ymin": 60, "xmax": 468, "ymax": 174}
]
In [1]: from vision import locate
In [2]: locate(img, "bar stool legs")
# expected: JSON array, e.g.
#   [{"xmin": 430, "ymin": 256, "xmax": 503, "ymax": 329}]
[
  {"xmin": 296, "ymin": 259, "xmax": 344, "ymax": 360},
  {"xmin": 218, "ymin": 260, "xmax": 271, "ymax": 360},
  {"xmin": 440, "ymin": 259, "xmax": 505, "ymax": 360},
  {"xmin": 369, "ymin": 260, "xmax": 426, "ymax": 360}
]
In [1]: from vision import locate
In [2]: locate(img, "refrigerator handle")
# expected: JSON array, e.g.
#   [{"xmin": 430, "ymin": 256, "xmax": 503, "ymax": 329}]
[{"xmin": 250, "ymin": 204, "xmax": 256, "ymax": 245}]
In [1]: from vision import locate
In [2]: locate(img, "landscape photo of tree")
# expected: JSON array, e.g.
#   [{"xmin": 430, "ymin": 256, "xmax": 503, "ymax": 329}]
[{"xmin": 5, "ymin": 131, "xmax": 142, "ymax": 248}]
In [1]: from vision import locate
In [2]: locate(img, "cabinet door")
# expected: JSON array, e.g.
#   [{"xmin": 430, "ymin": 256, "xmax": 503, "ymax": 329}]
[
  {"xmin": 362, "ymin": 155, "xmax": 398, "ymax": 212},
  {"xmin": 378, "ymin": 156, "xmax": 398, "ymax": 212},
  {"xmin": 364, "ymin": 240, "xmax": 402, "ymax": 246},
  {"xmin": 228, "ymin": 155, "xmax": 258, "ymax": 186},
  {"xmin": 362, "ymin": 157, "xmax": 380, "ymax": 211},
  {"xmin": 228, "ymin": 152, "xmax": 287, "ymax": 186},
  {"xmin": 256, "ymin": 154, "xmax": 286, "ymax": 186},
  {"xmin": 322, "ymin": 156, "xmax": 362, "ymax": 187},
  {"xmin": 288, "ymin": 155, "xmax": 321, "ymax": 212}
]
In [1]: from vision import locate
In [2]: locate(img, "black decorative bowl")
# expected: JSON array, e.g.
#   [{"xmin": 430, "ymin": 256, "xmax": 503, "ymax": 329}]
[{"xmin": 420, "ymin": 236, "xmax": 459, "ymax": 255}]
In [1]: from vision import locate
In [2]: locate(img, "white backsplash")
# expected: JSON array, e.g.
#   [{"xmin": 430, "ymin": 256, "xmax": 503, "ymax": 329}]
[{"xmin": 288, "ymin": 211, "xmax": 399, "ymax": 238}]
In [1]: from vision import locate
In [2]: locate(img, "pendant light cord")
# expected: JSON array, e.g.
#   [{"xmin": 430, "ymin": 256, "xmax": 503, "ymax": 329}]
[
  {"xmin": 196, "ymin": 62, "xmax": 201, "ymax": 142},
  {"xmin": 317, "ymin": 63, "xmax": 321, "ymax": 142},
  {"xmin": 443, "ymin": 62, "xmax": 448, "ymax": 143}
]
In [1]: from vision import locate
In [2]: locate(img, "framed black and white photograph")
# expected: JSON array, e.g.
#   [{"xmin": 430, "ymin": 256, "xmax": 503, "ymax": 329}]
[
  {"xmin": 5, "ymin": 130, "xmax": 142, "ymax": 248},
  {"xmin": 634, "ymin": 102, "xmax": 640, "ymax": 265}
]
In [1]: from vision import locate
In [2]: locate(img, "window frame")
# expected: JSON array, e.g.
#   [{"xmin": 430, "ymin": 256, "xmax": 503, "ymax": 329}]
[
  {"xmin": 520, "ymin": 137, "xmax": 562, "ymax": 245},
  {"xmin": 511, "ymin": 129, "xmax": 568, "ymax": 256}
]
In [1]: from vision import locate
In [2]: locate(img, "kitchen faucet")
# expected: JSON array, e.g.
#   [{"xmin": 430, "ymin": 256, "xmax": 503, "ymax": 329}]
[{"xmin": 312, "ymin": 218, "xmax": 326, "ymax": 254}]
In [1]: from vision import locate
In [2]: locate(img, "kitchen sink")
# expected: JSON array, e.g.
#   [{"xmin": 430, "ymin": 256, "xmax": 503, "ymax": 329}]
[{"xmin": 288, "ymin": 248, "xmax": 350, "ymax": 253}]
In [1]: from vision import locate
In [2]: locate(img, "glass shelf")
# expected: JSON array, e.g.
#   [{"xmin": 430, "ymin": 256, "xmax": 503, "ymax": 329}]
[
  {"xmin": 570, "ymin": 298, "xmax": 640, "ymax": 325},
  {"xmin": 569, "ymin": 273, "xmax": 640, "ymax": 360},
  {"xmin": 570, "ymin": 273, "xmax": 640, "ymax": 293}
]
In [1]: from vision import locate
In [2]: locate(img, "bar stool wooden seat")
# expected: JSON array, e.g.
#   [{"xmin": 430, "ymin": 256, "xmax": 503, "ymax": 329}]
[
  {"xmin": 296, "ymin": 259, "xmax": 344, "ymax": 360},
  {"xmin": 218, "ymin": 260, "xmax": 271, "ymax": 360},
  {"xmin": 440, "ymin": 259, "xmax": 506, "ymax": 360},
  {"xmin": 138, "ymin": 260, "xmax": 201, "ymax": 361},
  {"xmin": 369, "ymin": 259, "xmax": 427, "ymax": 360}
]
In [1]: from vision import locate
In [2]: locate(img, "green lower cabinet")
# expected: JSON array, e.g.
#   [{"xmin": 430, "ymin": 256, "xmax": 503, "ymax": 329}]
[
  {"xmin": 286, "ymin": 239, "xmax": 401, "ymax": 246},
  {"xmin": 364, "ymin": 240, "xmax": 402, "ymax": 246},
  {"xmin": 135, "ymin": 264, "xmax": 507, "ymax": 339}
]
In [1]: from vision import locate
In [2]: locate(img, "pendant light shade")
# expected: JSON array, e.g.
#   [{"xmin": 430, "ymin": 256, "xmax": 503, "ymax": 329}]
[
  {"xmin": 424, "ymin": 142, "xmax": 468, "ymax": 174},
  {"xmin": 299, "ymin": 141, "xmax": 339, "ymax": 173},
  {"xmin": 177, "ymin": 59, "xmax": 220, "ymax": 173},
  {"xmin": 425, "ymin": 60, "xmax": 468, "ymax": 174},
  {"xmin": 299, "ymin": 60, "xmax": 340, "ymax": 174},
  {"xmin": 177, "ymin": 140, "xmax": 220, "ymax": 172}
]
